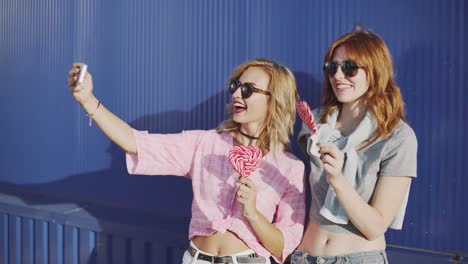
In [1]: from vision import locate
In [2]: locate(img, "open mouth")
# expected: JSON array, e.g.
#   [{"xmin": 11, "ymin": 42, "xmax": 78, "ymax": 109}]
[
  {"xmin": 335, "ymin": 83, "xmax": 353, "ymax": 92},
  {"xmin": 233, "ymin": 101, "xmax": 247, "ymax": 114}
]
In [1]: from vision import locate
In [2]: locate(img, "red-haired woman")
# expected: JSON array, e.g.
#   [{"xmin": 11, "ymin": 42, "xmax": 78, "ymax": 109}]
[{"xmin": 294, "ymin": 30, "xmax": 417, "ymax": 263}]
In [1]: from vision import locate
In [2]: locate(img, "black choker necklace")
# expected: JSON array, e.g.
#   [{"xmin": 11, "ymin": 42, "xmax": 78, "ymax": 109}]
[{"xmin": 238, "ymin": 129, "xmax": 259, "ymax": 140}]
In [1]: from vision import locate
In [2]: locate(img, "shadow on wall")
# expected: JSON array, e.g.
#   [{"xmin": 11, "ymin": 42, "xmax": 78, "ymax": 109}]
[
  {"xmin": 0, "ymin": 90, "xmax": 230, "ymax": 263},
  {"xmin": 292, "ymin": 71, "xmax": 322, "ymax": 223}
]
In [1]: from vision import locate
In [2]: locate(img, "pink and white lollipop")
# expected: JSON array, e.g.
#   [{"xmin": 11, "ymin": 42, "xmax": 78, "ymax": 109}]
[
  {"xmin": 229, "ymin": 145, "xmax": 263, "ymax": 178},
  {"xmin": 296, "ymin": 100, "xmax": 317, "ymax": 134}
]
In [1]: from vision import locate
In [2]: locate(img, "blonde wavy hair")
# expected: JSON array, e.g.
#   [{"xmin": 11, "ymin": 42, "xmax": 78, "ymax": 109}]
[
  {"xmin": 217, "ymin": 58, "xmax": 298, "ymax": 153},
  {"xmin": 320, "ymin": 31, "xmax": 405, "ymax": 145}
]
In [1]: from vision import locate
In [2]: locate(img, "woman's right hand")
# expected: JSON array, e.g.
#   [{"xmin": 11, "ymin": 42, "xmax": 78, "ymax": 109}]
[
  {"xmin": 67, "ymin": 63, "xmax": 137, "ymax": 153},
  {"xmin": 68, "ymin": 63, "xmax": 94, "ymax": 105}
]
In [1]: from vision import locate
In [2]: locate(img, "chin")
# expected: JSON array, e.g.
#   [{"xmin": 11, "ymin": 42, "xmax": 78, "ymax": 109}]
[
  {"xmin": 232, "ymin": 115, "xmax": 244, "ymax": 123},
  {"xmin": 336, "ymin": 97, "xmax": 348, "ymax": 103},
  {"xmin": 336, "ymin": 95, "xmax": 354, "ymax": 103}
]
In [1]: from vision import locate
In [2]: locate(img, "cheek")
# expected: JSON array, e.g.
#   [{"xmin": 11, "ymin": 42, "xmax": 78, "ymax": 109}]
[
  {"xmin": 357, "ymin": 80, "xmax": 370, "ymax": 93},
  {"xmin": 356, "ymin": 71, "xmax": 369, "ymax": 91},
  {"xmin": 252, "ymin": 99, "xmax": 269, "ymax": 119},
  {"xmin": 248, "ymin": 95, "xmax": 268, "ymax": 109},
  {"xmin": 254, "ymin": 101, "xmax": 268, "ymax": 115}
]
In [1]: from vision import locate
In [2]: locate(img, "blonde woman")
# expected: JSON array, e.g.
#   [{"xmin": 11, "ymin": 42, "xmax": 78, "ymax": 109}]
[
  {"xmin": 68, "ymin": 58, "xmax": 305, "ymax": 263},
  {"xmin": 293, "ymin": 31, "xmax": 417, "ymax": 263}
]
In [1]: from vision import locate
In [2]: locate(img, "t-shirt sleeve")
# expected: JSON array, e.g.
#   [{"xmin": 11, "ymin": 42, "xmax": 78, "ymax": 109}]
[
  {"xmin": 272, "ymin": 162, "xmax": 306, "ymax": 263},
  {"xmin": 379, "ymin": 124, "xmax": 418, "ymax": 177},
  {"xmin": 125, "ymin": 129, "xmax": 203, "ymax": 178}
]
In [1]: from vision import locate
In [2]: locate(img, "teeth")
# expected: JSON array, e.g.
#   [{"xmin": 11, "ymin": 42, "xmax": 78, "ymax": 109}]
[{"xmin": 336, "ymin": 84, "xmax": 352, "ymax": 89}]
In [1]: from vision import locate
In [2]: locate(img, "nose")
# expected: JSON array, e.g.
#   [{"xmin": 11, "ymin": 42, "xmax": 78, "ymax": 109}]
[
  {"xmin": 333, "ymin": 65, "xmax": 346, "ymax": 79},
  {"xmin": 232, "ymin": 85, "xmax": 242, "ymax": 99}
]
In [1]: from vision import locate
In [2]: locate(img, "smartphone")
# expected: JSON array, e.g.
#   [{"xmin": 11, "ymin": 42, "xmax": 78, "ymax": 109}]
[{"xmin": 76, "ymin": 63, "xmax": 87, "ymax": 85}]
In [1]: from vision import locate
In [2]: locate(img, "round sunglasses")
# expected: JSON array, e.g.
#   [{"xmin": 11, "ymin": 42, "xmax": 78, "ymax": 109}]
[
  {"xmin": 323, "ymin": 60, "xmax": 363, "ymax": 78},
  {"xmin": 227, "ymin": 79, "xmax": 271, "ymax": 99}
]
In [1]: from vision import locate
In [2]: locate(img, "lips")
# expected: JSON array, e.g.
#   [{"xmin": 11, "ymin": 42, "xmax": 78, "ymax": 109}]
[
  {"xmin": 232, "ymin": 100, "xmax": 247, "ymax": 114},
  {"xmin": 233, "ymin": 107, "xmax": 245, "ymax": 114},
  {"xmin": 335, "ymin": 83, "xmax": 353, "ymax": 92}
]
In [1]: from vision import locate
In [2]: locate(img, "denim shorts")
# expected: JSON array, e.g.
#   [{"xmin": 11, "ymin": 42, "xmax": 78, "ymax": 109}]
[{"xmin": 290, "ymin": 249, "xmax": 388, "ymax": 264}]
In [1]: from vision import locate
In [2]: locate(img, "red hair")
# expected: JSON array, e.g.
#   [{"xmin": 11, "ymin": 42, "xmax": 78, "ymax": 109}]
[{"xmin": 320, "ymin": 31, "xmax": 405, "ymax": 144}]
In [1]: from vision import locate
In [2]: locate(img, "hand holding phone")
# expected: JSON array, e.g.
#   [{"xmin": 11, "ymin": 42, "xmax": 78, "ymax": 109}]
[
  {"xmin": 75, "ymin": 63, "xmax": 87, "ymax": 85},
  {"xmin": 68, "ymin": 62, "xmax": 93, "ymax": 105}
]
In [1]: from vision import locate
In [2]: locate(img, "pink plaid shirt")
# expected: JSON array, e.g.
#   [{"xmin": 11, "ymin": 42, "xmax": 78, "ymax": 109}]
[{"xmin": 126, "ymin": 129, "xmax": 305, "ymax": 263}]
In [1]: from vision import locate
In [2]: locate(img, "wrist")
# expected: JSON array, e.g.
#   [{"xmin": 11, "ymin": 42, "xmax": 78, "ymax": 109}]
[
  {"xmin": 329, "ymin": 174, "xmax": 347, "ymax": 191},
  {"xmin": 80, "ymin": 95, "xmax": 101, "ymax": 127},
  {"xmin": 80, "ymin": 94, "xmax": 97, "ymax": 109},
  {"xmin": 246, "ymin": 209, "xmax": 260, "ymax": 223},
  {"xmin": 81, "ymin": 95, "xmax": 98, "ymax": 113}
]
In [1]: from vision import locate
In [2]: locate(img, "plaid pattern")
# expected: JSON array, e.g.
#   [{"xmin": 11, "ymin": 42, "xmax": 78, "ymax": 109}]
[{"xmin": 126, "ymin": 129, "xmax": 306, "ymax": 263}]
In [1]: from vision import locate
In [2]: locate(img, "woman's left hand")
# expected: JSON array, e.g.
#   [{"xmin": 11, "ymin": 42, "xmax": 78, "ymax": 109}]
[
  {"xmin": 237, "ymin": 177, "xmax": 259, "ymax": 221},
  {"xmin": 318, "ymin": 143, "xmax": 345, "ymax": 185}
]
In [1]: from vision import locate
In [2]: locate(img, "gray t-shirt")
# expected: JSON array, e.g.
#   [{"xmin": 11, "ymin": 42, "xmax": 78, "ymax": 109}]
[{"xmin": 298, "ymin": 109, "xmax": 418, "ymax": 235}]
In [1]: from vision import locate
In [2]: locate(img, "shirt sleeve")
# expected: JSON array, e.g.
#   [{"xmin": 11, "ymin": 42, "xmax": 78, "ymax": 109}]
[
  {"xmin": 271, "ymin": 162, "xmax": 306, "ymax": 263},
  {"xmin": 379, "ymin": 123, "xmax": 418, "ymax": 177},
  {"xmin": 125, "ymin": 129, "xmax": 203, "ymax": 178}
]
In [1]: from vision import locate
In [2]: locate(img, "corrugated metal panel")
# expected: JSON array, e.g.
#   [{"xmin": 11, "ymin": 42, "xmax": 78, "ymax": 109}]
[
  {"xmin": 383, "ymin": 0, "xmax": 467, "ymax": 255},
  {"xmin": 0, "ymin": 0, "xmax": 466, "ymax": 261},
  {"xmin": 0, "ymin": 196, "xmax": 188, "ymax": 264}
]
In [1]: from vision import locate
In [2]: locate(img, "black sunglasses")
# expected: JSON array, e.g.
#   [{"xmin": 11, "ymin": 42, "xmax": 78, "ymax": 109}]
[
  {"xmin": 323, "ymin": 60, "xmax": 363, "ymax": 78},
  {"xmin": 227, "ymin": 79, "xmax": 271, "ymax": 99}
]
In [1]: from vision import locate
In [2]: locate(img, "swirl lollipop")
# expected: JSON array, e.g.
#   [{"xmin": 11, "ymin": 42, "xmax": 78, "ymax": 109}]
[
  {"xmin": 296, "ymin": 100, "xmax": 321, "ymax": 157},
  {"xmin": 296, "ymin": 100, "xmax": 317, "ymax": 134},
  {"xmin": 229, "ymin": 145, "xmax": 263, "ymax": 178}
]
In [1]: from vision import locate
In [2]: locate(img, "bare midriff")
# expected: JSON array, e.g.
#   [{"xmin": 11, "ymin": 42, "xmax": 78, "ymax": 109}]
[
  {"xmin": 192, "ymin": 231, "xmax": 251, "ymax": 256},
  {"xmin": 297, "ymin": 220, "xmax": 386, "ymax": 256}
]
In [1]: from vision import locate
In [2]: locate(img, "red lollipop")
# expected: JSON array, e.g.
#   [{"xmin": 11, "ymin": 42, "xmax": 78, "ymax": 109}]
[
  {"xmin": 229, "ymin": 145, "xmax": 262, "ymax": 178},
  {"xmin": 296, "ymin": 100, "xmax": 317, "ymax": 134}
]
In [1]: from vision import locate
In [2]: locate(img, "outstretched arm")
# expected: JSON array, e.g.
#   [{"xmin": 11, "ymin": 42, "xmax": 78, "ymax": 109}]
[{"xmin": 68, "ymin": 63, "xmax": 137, "ymax": 153}]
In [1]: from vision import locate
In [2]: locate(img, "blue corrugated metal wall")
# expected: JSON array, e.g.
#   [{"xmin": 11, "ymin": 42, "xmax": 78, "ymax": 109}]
[
  {"xmin": 0, "ymin": 0, "xmax": 466, "ymax": 262},
  {"xmin": 0, "ymin": 212, "xmax": 186, "ymax": 264},
  {"xmin": 0, "ymin": 190, "xmax": 189, "ymax": 263}
]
